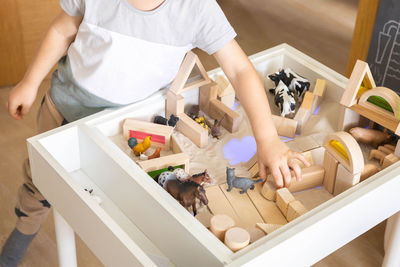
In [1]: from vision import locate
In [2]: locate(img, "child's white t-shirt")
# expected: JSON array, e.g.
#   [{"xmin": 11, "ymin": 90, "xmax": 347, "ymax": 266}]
[{"xmin": 51, "ymin": 0, "xmax": 236, "ymax": 122}]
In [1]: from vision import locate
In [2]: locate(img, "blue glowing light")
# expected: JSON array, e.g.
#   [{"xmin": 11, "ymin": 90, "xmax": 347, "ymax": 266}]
[
  {"xmin": 223, "ymin": 136, "xmax": 257, "ymax": 165},
  {"xmin": 313, "ymin": 106, "xmax": 320, "ymax": 115},
  {"xmin": 232, "ymin": 102, "xmax": 239, "ymax": 110}
]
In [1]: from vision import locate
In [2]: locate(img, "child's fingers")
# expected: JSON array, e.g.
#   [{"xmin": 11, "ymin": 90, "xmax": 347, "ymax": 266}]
[
  {"xmin": 288, "ymin": 159, "xmax": 302, "ymax": 182},
  {"xmin": 258, "ymin": 162, "xmax": 267, "ymax": 180},
  {"xmin": 7, "ymin": 101, "xmax": 22, "ymax": 120},
  {"xmin": 271, "ymin": 167, "xmax": 283, "ymax": 188},
  {"xmin": 291, "ymin": 151, "xmax": 310, "ymax": 167},
  {"xmin": 280, "ymin": 164, "xmax": 292, "ymax": 188}
]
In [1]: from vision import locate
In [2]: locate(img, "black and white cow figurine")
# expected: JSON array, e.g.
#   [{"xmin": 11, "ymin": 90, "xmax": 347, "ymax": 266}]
[
  {"xmin": 283, "ymin": 68, "xmax": 310, "ymax": 98},
  {"xmin": 273, "ymin": 80, "xmax": 296, "ymax": 117},
  {"xmin": 268, "ymin": 68, "xmax": 310, "ymax": 98}
]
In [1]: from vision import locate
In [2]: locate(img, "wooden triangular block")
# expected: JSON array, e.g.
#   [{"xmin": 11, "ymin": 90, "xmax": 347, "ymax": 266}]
[
  {"xmin": 340, "ymin": 60, "xmax": 376, "ymax": 107},
  {"xmin": 169, "ymin": 51, "xmax": 211, "ymax": 95}
]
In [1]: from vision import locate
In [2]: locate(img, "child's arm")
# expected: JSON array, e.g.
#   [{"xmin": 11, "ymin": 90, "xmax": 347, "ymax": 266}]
[
  {"xmin": 6, "ymin": 10, "xmax": 82, "ymax": 120},
  {"xmin": 214, "ymin": 40, "xmax": 310, "ymax": 188}
]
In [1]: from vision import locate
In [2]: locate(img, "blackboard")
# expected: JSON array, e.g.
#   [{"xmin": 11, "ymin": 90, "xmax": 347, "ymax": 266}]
[{"xmin": 366, "ymin": 0, "xmax": 400, "ymax": 92}]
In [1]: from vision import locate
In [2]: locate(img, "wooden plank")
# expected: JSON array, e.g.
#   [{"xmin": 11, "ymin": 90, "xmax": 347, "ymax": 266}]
[
  {"xmin": 171, "ymin": 134, "xmax": 183, "ymax": 154},
  {"xmin": 247, "ymin": 183, "xmax": 287, "ymax": 225},
  {"xmin": 220, "ymin": 183, "xmax": 264, "ymax": 228},
  {"xmin": 276, "ymin": 188, "xmax": 295, "ymax": 217},
  {"xmin": 293, "ymin": 108, "xmax": 311, "ymax": 134},
  {"xmin": 350, "ymin": 104, "xmax": 400, "ymax": 135},
  {"xmin": 323, "ymin": 150, "xmax": 339, "ymax": 194},
  {"xmin": 199, "ymin": 81, "xmax": 218, "ymax": 114},
  {"xmin": 205, "ymin": 185, "xmax": 242, "ymax": 226},
  {"xmin": 137, "ymin": 152, "xmax": 189, "ymax": 173},
  {"xmin": 256, "ymin": 223, "xmax": 284, "ymax": 235},
  {"xmin": 215, "ymin": 75, "xmax": 234, "ymax": 97},
  {"xmin": 311, "ymin": 79, "xmax": 327, "ymax": 113},
  {"xmin": 175, "ymin": 113, "xmax": 208, "ymax": 148},
  {"xmin": 123, "ymin": 119, "xmax": 173, "ymax": 148},
  {"xmin": 208, "ymin": 99, "xmax": 241, "ymax": 133},
  {"xmin": 165, "ymin": 91, "xmax": 184, "ymax": 118},
  {"xmin": 300, "ymin": 91, "xmax": 314, "ymax": 110}
]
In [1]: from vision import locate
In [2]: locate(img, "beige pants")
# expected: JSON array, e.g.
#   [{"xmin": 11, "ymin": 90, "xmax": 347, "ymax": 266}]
[{"xmin": 16, "ymin": 92, "xmax": 65, "ymax": 235}]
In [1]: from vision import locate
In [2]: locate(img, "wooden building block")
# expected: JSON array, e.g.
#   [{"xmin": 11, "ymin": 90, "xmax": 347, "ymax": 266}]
[
  {"xmin": 215, "ymin": 75, "xmax": 234, "ymax": 97},
  {"xmin": 293, "ymin": 107, "xmax": 311, "ymax": 134},
  {"xmin": 323, "ymin": 150, "xmax": 339, "ymax": 194},
  {"xmin": 395, "ymin": 139, "xmax": 400, "ymax": 158},
  {"xmin": 205, "ymin": 185, "xmax": 242, "ymax": 226},
  {"xmin": 247, "ymin": 183, "xmax": 287, "ymax": 225},
  {"xmin": 246, "ymin": 154, "xmax": 258, "ymax": 170},
  {"xmin": 171, "ymin": 134, "xmax": 184, "ymax": 154},
  {"xmin": 358, "ymin": 87, "xmax": 400, "ymax": 118},
  {"xmin": 340, "ymin": 60, "xmax": 376, "ymax": 107},
  {"xmin": 220, "ymin": 183, "xmax": 264, "ymax": 228},
  {"xmin": 337, "ymin": 106, "xmax": 361, "ymax": 132},
  {"xmin": 286, "ymin": 165, "xmax": 325, "ymax": 193},
  {"xmin": 350, "ymin": 104, "xmax": 400, "ymax": 135},
  {"xmin": 175, "ymin": 113, "xmax": 208, "ymax": 148},
  {"xmin": 165, "ymin": 91, "xmax": 184, "ymax": 118},
  {"xmin": 382, "ymin": 153, "xmax": 400, "ymax": 169},
  {"xmin": 210, "ymin": 214, "xmax": 235, "ymax": 241},
  {"xmin": 224, "ymin": 227, "xmax": 250, "ymax": 252},
  {"xmin": 334, "ymin": 164, "xmax": 361, "ymax": 196},
  {"xmin": 271, "ymin": 115, "xmax": 298, "ymax": 138},
  {"xmin": 169, "ymin": 51, "xmax": 211, "ymax": 95},
  {"xmin": 261, "ymin": 181, "xmax": 277, "ymax": 201},
  {"xmin": 300, "ymin": 91, "xmax": 314, "ymax": 110},
  {"xmin": 208, "ymin": 99, "xmax": 241, "ymax": 133},
  {"xmin": 311, "ymin": 79, "xmax": 327, "ymax": 113},
  {"xmin": 245, "ymin": 227, "xmax": 265, "ymax": 244},
  {"xmin": 369, "ymin": 149, "xmax": 388, "ymax": 165},
  {"xmin": 219, "ymin": 94, "xmax": 236, "ymax": 109},
  {"xmin": 137, "ymin": 152, "xmax": 189, "ymax": 173},
  {"xmin": 276, "ymin": 188, "xmax": 295, "ymax": 216},
  {"xmin": 292, "ymin": 150, "xmax": 314, "ymax": 168},
  {"xmin": 295, "ymin": 135, "xmax": 320, "ymax": 152},
  {"xmin": 287, "ymin": 200, "xmax": 308, "ymax": 222},
  {"xmin": 123, "ymin": 119, "xmax": 173, "ymax": 147},
  {"xmin": 256, "ymin": 223, "xmax": 284, "ymax": 235},
  {"xmin": 199, "ymin": 81, "xmax": 218, "ymax": 114}
]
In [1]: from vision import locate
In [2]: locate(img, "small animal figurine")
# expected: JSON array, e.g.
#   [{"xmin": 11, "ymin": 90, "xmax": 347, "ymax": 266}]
[
  {"xmin": 211, "ymin": 114, "xmax": 226, "ymax": 139},
  {"xmin": 226, "ymin": 167, "xmax": 263, "ymax": 194},
  {"xmin": 139, "ymin": 147, "xmax": 162, "ymax": 160},
  {"xmin": 349, "ymin": 127, "xmax": 391, "ymax": 148},
  {"xmin": 369, "ymin": 149, "xmax": 387, "ymax": 165},
  {"xmin": 273, "ymin": 80, "xmax": 296, "ymax": 117},
  {"xmin": 195, "ymin": 116, "xmax": 209, "ymax": 130},
  {"xmin": 173, "ymin": 168, "xmax": 190, "ymax": 181},
  {"xmin": 185, "ymin": 169, "xmax": 213, "ymax": 184},
  {"xmin": 284, "ymin": 68, "xmax": 310, "ymax": 98},
  {"xmin": 188, "ymin": 105, "xmax": 200, "ymax": 120},
  {"xmin": 165, "ymin": 180, "xmax": 208, "ymax": 216},
  {"xmin": 133, "ymin": 136, "xmax": 152, "ymax": 156},
  {"xmin": 360, "ymin": 163, "xmax": 381, "ymax": 181},
  {"xmin": 127, "ymin": 137, "xmax": 138, "ymax": 149},
  {"xmin": 154, "ymin": 114, "xmax": 180, "ymax": 127},
  {"xmin": 157, "ymin": 166, "xmax": 178, "ymax": 188}
]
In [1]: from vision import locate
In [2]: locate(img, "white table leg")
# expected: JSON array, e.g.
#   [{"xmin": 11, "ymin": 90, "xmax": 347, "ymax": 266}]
[
  {"xmin": 383, "ymin": 212, "xmax": 400, "ymax": 267},
  {"xmin": 53, "ymin": 209, "xmax": 78, "ymax": 267}
]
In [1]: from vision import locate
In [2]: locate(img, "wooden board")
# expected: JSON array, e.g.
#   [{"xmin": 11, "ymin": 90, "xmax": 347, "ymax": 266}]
[
  {"xmin": 165, "ymin": 91, "xmax": 184, "ymax": 118},
  {"xmin": 137, "ymin": 152, "xmax": 189, "ymax": 173},
  {"xmin": 247, "ymin": 183, "xmax": 287, "ymax": 225},
  {"xmin": 208, "ymin": 99, "xmax": 241, "ymax": 133},
  {"xmin": 175, "ymin": 113, "xmax": 209, "ymax": 148},
  {"xmin": 205, "ymin": 185, "xmax": 242, "ymax": 226},
  {"xmin": 323, "ymin": 150, "xmax": 339, "ymax": 194},
  {"xmin": 219, "ymin": 183, "xmax": 264, "ymax": 228},
  {"xmin": 271, "ymin": 115, "xmax": 298, "ymax": 138}
]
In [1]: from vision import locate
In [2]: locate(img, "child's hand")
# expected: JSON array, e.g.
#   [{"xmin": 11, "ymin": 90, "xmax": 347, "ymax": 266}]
[
  {"xmin": 6, "ymin": 81, "xmax": 38, "ymax": 120},
  {"xmin": 257, "ymin": 135, "xmax": 310, "ymax": 188}
]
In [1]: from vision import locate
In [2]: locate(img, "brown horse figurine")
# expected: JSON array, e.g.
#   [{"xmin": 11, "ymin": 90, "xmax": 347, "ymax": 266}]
[
  {"xmin": 185, "ymin": 169, "xmax": 213, "ymax": 185},
  {"xmin": 166, "ymin": 180, "xmax": 208, "ymax": 216}
]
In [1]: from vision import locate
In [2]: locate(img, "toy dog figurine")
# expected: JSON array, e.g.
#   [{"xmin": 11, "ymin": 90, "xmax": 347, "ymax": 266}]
[
  {"xmin": 154, "ymin": 114, "xmax": 180, "ymax": 127},
  {"xmin": 226, "ymin": 167, "xmax": 263, "ymax": 194}
]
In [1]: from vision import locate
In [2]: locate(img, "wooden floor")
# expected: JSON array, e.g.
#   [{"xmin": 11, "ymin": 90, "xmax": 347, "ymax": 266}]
[{"xmin": 0, "ymin": 1, "xmax": 387, "ymax": 266}]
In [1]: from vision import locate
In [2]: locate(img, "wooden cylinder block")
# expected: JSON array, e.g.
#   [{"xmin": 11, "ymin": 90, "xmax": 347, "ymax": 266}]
[
  {"xmin": 261, "ymin": 180, "xmax": 277, "ymax": 201},
  {"xmin": 210, "ymin": 214, "xmax": 235, "ymax": 241},
  {"xmin": 224, "ymin": 227, "xmax": 250, "ymax": 252}
]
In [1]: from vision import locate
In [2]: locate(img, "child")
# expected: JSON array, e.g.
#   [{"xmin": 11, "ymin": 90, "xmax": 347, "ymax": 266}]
[{"xmin": 1, "ymin": 0, "xmax": 308, "ymax": 265}]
